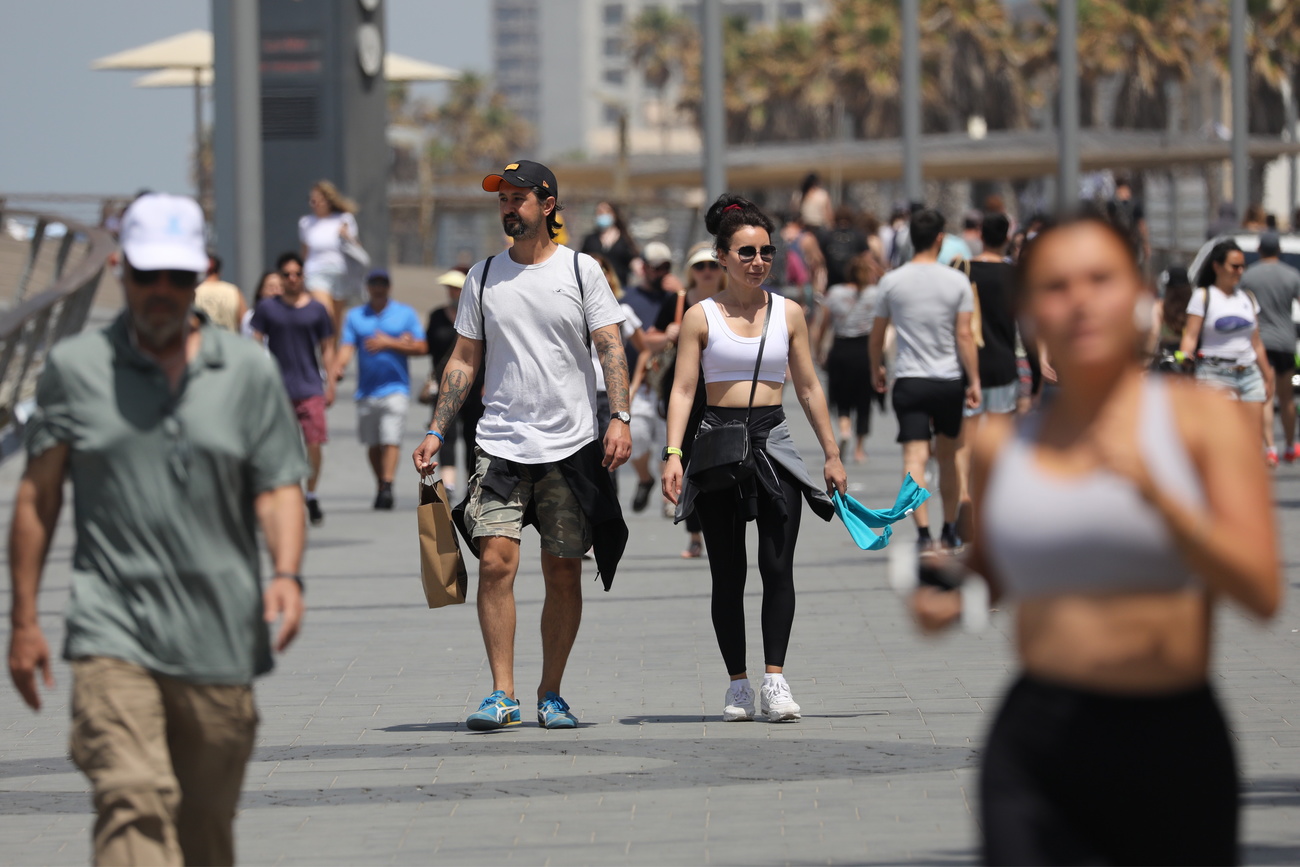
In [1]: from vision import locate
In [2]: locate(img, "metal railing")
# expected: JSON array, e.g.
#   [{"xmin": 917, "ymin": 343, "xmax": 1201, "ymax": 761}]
[{"xmin": 0, "ymin": 209, "xmax": 116, "ymax": 461}]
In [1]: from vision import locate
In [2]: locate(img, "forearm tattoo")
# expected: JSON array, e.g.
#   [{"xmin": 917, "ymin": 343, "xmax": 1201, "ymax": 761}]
[
  {"xmin": 593, "ymin": 329, "xmax": 631, "ymax": 415},
  {"xmin": 432, "ymin": 368, "xmax": 470, "ymax": 434}
]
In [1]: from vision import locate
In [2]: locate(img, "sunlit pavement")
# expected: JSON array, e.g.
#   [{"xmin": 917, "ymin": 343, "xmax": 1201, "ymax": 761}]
[{"xmin": 2, "ymin": 362, "xmax": 1298, "ymax": 865}]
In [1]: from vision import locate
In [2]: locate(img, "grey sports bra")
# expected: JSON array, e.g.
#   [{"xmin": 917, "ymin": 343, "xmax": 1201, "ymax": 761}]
[{"xmin": 982, "ymin": 376, "xmax": 1205, "ymax": 600}]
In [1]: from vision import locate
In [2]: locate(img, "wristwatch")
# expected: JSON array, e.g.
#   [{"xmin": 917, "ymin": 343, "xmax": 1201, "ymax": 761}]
[
  {"xmin": 611, "ymin": 411, "xmax": 631, "ymax": 424},
  {"xmin": 662, "ymin": 446, "xmax": 683, "ymax": 461}
]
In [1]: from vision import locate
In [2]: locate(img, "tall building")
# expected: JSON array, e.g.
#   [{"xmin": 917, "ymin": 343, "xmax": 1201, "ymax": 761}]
[{"xmin": 494, "ymin": 0, "xmax": 827, "ymax": 161}]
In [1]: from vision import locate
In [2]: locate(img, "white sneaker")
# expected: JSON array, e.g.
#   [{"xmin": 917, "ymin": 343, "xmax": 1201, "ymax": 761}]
[
  {"xmin": 760, "ymin": 679, "xmax": 802, "ymax": 722},
  {"xmin": 722, "ymin": 682, "xmax": 756, "ymax": 721}
]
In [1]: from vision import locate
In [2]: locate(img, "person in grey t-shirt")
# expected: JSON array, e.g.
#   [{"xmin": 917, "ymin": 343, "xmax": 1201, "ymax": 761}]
[
  {"xmin": 1240, "ymin": 232, "xmax": 1300, "ymax": 461},
  {"xmin": 869, "ymin": 209, "xmax": 981, "ymax": 554}
]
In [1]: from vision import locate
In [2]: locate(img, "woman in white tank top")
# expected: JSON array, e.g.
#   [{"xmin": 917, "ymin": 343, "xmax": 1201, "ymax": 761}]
[
  {"xmin": 914, "ymin": 214, "xmax": 1280, "ymax": 864},
  {"xmin": 661, "ymin": 195, "xmax": 846, "ymax": 725}
]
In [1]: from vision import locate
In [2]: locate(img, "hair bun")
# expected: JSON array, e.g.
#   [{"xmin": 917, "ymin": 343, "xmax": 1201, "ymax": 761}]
[{"xmin": 705, "ymin": 194, "xmax": 754, "ymax": 236}]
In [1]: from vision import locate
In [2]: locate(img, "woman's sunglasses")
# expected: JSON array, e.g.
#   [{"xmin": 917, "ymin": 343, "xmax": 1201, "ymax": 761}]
[
  {"xmin": 129, "ymin": 266, "xmax": 201, "ymax": 289},
  {"xmin": 691, "ymin": 261, "xmax": 722, "ymax": 271},
  {"xmin": 729, "ymin": 245, "xmax": 777, "ymax": 263}
]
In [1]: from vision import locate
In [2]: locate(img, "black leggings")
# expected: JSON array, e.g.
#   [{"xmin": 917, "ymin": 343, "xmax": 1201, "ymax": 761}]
[
  {"xmin": 982, "ymin": 674, "xmax": 1238, "ymax": 866},
  {"xmin": 694, "ymin": 466, "xmax": 803, "ymax": 675}
]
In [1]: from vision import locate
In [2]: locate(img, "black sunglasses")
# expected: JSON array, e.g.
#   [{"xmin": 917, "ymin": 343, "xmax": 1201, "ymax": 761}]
[
  {"xmin": 1225, "ymin": 262, "xmax": 1245, "ymax": 272},
  {"xmin": 729, "ymin": 245, "xmax": 777, "ymax": 263},
  {"xmin": 129, "ymin": 265, "xmax": 201, "ymax": 289},
  {"xmin": 691, "ymin": 261, "xmax": 722, "ymax": 271},
  {"xmin": 280, "ymin": 269, "xmax": 303, "ymax": 279}
]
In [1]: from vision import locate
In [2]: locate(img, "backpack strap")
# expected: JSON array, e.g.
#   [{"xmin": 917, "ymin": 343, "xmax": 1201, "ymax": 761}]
[
  {"xmin": 574, "ymin": 249, "xmax": 590, "ymax": 350},
  {"xmin": 477, "ymin": 255, "xmax": 495, "ymax": 343},
  {"xmin": 479, "ymin": 250, "xmax": 591, "ymax": 352}
]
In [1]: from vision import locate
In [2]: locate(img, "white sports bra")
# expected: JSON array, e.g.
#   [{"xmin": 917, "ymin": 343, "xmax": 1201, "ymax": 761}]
[{"xmin": 700, "ymin": 294, "xmax": 790, "ymax": 384}]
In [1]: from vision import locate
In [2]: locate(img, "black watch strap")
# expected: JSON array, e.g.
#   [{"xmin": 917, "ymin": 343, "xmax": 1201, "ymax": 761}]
[{"xmin": 273, "ymin": 571, "xmax": 304, "ymax": 591}]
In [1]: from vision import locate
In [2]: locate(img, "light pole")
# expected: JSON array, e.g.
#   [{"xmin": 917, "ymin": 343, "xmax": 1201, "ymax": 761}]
[
  {"xmin": 701, "ymin": 0, "xmax": 726, "ymax": 203},
  {"xmin": 901, "ymin": 0, "xmax": 922, "ymax": 204},
  {"xmin": 1057, "ymin": 0, "xmax": 1079, "ymax": 210},
  {"xmin": 212, "ymin": 0, "xmax": 263, "ymax": 298},
  {"xmin": 1230, "ymin": 0, "xmax": 1249, "ymax": 217}
]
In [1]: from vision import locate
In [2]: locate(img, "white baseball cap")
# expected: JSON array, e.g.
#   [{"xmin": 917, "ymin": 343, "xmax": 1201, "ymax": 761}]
[
  {"xmin": 119, "ymin": 193, "xmax": 208, "ymax": 272},
  {"xmin": 643, "ymin": 241, "xmax": 673, "ymax": 267}
]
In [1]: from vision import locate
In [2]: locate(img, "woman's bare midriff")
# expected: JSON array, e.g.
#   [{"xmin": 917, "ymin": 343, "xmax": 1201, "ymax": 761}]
[
  {"xmin": 1016, "ymin": 589, "xmax": 1212, "ymax": 694},
  {"xmin": 706, "ymin": 380, "xmax": 784, "ymax": 407}
]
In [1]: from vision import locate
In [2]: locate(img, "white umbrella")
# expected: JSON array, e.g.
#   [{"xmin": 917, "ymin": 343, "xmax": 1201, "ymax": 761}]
[
  {"xmin": 134, "ymin": 67, "xmax": 214, "ymax": 88},
  {"xmin": 384, "ymin": 53, "xmax": 459, "ymax": 83},
  {"xmin": 130, "ymin": 53, "xmax": 460, "ymax": 88},
  {"xmin": 92, "ymin": 29, "xmax": 212, "ymax": 71},
  {"xmin": 94, "ymin": 31, "xmax": 213, "ymax": 209}
]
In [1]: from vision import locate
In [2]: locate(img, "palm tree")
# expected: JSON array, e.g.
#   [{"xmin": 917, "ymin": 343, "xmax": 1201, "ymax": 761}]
[
  {"xmin": 425, "ymin": 72, "xmax": 533, "ymax": 174},
  {"xmin": 628, "ymin": 7, "xmax": 696, "ymax": 151},
  {"xmin": 1025, "ymin": 0, "xmax": 1204, "ymax": 131}
]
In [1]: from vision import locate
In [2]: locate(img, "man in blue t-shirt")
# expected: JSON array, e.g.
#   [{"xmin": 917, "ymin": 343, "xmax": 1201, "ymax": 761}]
[{"xmin": 328, "ymin": 269, "xmax": 428, "ymax": 509}]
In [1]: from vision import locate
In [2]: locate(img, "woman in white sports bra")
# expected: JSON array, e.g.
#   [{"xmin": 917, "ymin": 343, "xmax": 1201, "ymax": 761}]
[
  {"xmin": 914, "ymin": 213, "xmax": 1281, "ymax": 865},
  {"xmin": 662, "ymin": 195, "xmax": 847, "ymax": 724}
]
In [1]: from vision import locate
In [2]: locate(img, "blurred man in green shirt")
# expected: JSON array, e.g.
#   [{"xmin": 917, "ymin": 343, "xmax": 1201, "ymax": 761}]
[{"xmin": 7, "ymin": 193, "xmax": 310, "ymax": 866}]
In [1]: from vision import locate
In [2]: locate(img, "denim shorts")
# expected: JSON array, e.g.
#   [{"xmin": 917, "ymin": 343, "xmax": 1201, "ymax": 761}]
[
  {"xmin": 965, "ymin": 381, "xmax": 1019, "ymax": 417},
  {"xmin": 1196, "ymin": 361, "xmax": 1266, "ymax": 402}
]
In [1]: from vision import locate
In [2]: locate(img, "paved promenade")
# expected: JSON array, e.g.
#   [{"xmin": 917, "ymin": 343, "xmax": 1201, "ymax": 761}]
[{"xmin": 1, "ymin": 362, "xmax": 1299, "ymax": 865}]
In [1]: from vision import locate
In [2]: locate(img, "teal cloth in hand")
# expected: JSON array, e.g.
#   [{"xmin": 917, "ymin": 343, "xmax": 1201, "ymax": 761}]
[{"xmin": 832, "ymin": 474, "xmax": 932, "ymax": 551}]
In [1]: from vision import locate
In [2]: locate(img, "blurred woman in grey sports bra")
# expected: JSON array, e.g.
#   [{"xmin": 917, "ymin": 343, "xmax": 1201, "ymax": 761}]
[{"xmin": 914, "ymin": 213, "xmax": 1280, "ymax": 866}]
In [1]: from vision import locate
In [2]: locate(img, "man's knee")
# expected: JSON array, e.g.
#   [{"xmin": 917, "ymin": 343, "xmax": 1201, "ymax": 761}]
[{"xmin": 479, "ymin": 537, "xmax": 520, "ymax": 583}]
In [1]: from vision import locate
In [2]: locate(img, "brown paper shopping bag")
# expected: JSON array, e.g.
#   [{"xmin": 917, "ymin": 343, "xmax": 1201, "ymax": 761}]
[{"xmin": 417, "ymin": 478, "xmax": 468, "ymax": 608}]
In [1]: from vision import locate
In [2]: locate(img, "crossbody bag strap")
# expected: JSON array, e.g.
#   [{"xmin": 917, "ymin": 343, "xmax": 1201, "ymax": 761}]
[{"xmin": 744, "ymin": 293, "xmax": 775, "ymax": 426}]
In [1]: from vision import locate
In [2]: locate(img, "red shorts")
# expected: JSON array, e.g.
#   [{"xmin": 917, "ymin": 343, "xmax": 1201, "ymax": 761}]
[{"xmin": 294, "ymin": 395, "xmax": 329, "ymax": 445}]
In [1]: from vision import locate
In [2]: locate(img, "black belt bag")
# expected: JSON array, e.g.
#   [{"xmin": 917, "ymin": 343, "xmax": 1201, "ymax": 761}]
[{"xmin": 687, "ymin": 294, "xmax": 774, "ymax": 493}]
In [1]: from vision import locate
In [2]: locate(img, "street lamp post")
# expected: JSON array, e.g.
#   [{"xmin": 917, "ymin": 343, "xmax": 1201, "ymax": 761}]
[
  {"xmin": 701, "ymin": 0, "xmax": 726, "ymax": 204},
  {"xmin": 901, "ymin": 0, "xmax": 922, "ymax": 204},
  {"xmin": 1230, "ymin": 0, "xmax": 1250, "ymax": 217},
  {"xmin": 1057, "ymin": 0, "xmax": 1079, "ymax": 210}
]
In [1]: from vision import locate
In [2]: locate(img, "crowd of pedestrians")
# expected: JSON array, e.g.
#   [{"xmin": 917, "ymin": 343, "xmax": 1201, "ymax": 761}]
[{"xmin": 9, "ymin": 166, "xmax": 1296, "ymax": 866}]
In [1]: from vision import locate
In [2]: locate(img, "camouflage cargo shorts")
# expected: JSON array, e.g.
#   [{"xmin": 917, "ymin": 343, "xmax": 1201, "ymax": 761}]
[{"xmin": 464, "ymin": 447, "xmax": 591, "ymax": 559}]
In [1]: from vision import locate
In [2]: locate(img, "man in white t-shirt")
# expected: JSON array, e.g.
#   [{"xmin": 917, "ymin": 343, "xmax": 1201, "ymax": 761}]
[
  {"xmin": 869, "ymin": 208, "xmax": 981, "ymax": 554},
  {"xmin": 412, "ymin": 160, "xmax": 632, "ymax": 732}
]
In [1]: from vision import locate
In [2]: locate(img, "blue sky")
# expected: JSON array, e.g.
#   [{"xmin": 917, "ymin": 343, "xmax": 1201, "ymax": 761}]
[{"xmin": 0, "ymin": 1, "xmax": 490, "ymax": 197}]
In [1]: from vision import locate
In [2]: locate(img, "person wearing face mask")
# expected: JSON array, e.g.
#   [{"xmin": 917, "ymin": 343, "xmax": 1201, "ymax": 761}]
[
  {"xmin": 580, "ymin": 201, "xmax": 640, "ymax": 291},
  {"xmin": 662, "ymin": 195, "xmax": 847, "ymax": 724},
  {"xmin": 913, "ymin": 212, "xmax": 1280, "ymax": 865}
]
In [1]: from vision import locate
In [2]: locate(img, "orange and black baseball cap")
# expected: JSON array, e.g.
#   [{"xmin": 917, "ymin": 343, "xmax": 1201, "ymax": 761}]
[{"xmin": 482, "ymin": 160, "xmax": 559, "ymax": 198}]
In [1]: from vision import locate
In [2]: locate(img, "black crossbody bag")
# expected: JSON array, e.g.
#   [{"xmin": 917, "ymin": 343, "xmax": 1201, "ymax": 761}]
[{"xmin": 687, "ymin": 293, "xmax": 774, "ymax": 493}]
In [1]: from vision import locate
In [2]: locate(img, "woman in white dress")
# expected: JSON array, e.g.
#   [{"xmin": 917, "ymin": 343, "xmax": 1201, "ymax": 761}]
[{"xmin": 298, "ymin": 179, "xmax": 360, "ymax": 342}]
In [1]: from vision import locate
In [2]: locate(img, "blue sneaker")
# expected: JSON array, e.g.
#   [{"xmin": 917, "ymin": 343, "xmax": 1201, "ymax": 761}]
[
  {"xmin": 466, "ymin": 690, "xmax": 521, "ymax": 731},
  {"xmin": 537, "ymin": 692, "xmax": 578, "ymax": 729}
]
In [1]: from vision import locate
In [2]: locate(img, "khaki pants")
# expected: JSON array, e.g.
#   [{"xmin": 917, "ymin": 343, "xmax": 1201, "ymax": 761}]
[{"xmin": 69, "ymin": 657, "xmax": 258, "ymax": 867}]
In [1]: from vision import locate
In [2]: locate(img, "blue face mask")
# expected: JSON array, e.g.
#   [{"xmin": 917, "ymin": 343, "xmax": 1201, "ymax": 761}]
[{"xmin": 595, "ymin": 213, "xmax": 615, "ymax": 230}]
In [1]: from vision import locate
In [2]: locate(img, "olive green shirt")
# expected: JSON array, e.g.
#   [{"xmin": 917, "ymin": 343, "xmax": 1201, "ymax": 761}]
[{"xmin": 26, "ymin": 312, "xmax": 309, "ymax": 684}]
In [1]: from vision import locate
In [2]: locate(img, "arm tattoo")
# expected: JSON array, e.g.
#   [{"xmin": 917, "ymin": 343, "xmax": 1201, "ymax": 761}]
[
  {"xmin": 593, "ymin": 328, "xmax": 631, "ymax": 415},
  {"xmin": 432, "ymin": 368, "xmax": 470, "ymax": 434}
]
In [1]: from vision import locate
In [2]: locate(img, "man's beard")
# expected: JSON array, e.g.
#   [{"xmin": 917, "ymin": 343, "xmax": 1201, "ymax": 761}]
[{"xmin": 503, "ymin": 213, "xmax": 541, "ymax": 240}]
